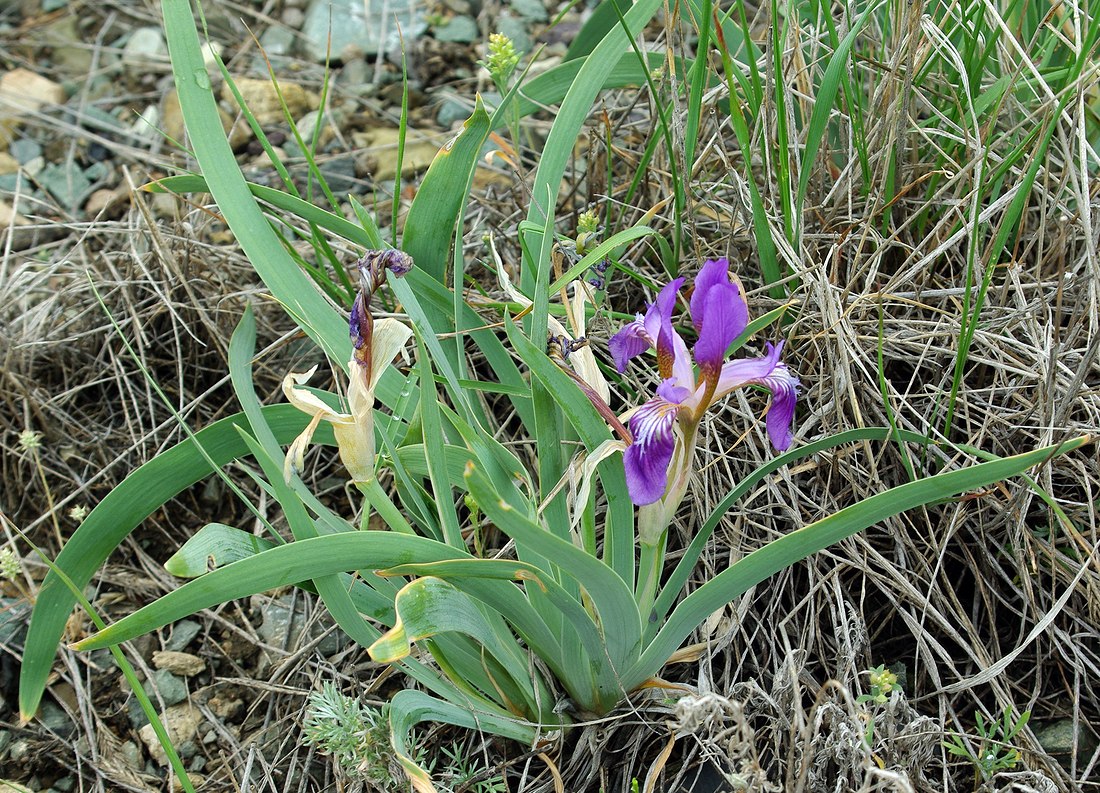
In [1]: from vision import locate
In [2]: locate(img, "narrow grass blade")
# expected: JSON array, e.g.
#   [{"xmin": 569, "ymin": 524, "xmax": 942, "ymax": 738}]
[{"xmin": 630, "ymin": 437, "xmax": 1090, "ymax": 690}]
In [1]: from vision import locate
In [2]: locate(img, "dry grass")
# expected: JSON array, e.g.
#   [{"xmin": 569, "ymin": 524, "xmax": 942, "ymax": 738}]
[{"xmin": 2, "ymin": 1, "xmax": 1099, "ymax": 791}]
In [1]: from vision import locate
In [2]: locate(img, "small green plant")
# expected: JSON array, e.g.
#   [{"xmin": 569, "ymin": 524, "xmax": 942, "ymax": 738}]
[
  {"xmin": 944, "ymin": 707, "xmax": 1031, "ymax": 781},
  {"xmin": 858, "ymin": 664, "xmax": 899, "ymax": 706},
  {"xmin": 303, "ymin": 682, "xmax": 397, "ymax": 785},
  {"xmin": 857, "ymin": 664, "xmax": 902, "ymax": 748}
]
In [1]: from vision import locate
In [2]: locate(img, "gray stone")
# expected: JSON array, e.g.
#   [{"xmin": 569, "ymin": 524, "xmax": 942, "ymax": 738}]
[
  {"xmin": 122, "ymin": 27, "xmax": 168, "ymax": 69},
  {"xmin": 259, "ymin": 26, "xmax": 296, "ymax": 58},
  {"xmin": 43, "ymin": 0, "xmax": 69, "ymax": 10},
  {"xmin": 256, "ymin": 594, "xmax": 344, "ymax": 656},
  {"xmin": 164, "ymin": 619, "xmax": 201, "ymax": 651},
  {"xmin": 23, "ymin": 155, "xmax": 45, "ymax": 177},
  {"xmin": 282, "ymin": 7, "xmax": 306, "ymax": 27},
  {"xmin": 143, "ymin": 669, "xmax": 188, "ymax": 707},
  {"xmin": 0, "ymin": 598, "xmax": 31, "ymax": 645},
  {"xmin": 509, "ymin": 0, "xmax": 547, "ymax": 22},
  {"xmin": 83, "ymin": 161, "xmax": 109, "ymax": 183},
  {"xmin": 51, "ymin": 777, "xmax": 74, "ymax": 792},
  {"xmin": 436, "ymin": 97, "xmax": 470, "ymax": 128},
  {"xmin": 9, "ymin": 739, "xmax": 31, "ymax": 762},
  {"xmin": 1034, "ymin": 719, "xmax": 1100, "ymax": 765},
  {"xmin": 497, "ymin": 13, "xmax": 531, "ymax": 54},
  {"xmin": 9, "ymin": 138, "xmax": 42, "ymax": 164},
  {"xmin": 434, "ymin": 15, "xmax": 479, "ymax": 43},
  {"xmin": 40, "ymin": 702, "xmax": 74, "ymax": 737},
  {"xmin": 302, "ymin": 0, "xmax": 426, "ymax": 62},
  {"xmin": 319, "ymin": 154, "xmax": 358, "ymax": 194},
  {"xmin": 38, "ymin": 161, "xmax": 93, "ymax": 211},
  {"xmin": 338, "ymin": 58, "xmax": 373, "ymax": 95}
]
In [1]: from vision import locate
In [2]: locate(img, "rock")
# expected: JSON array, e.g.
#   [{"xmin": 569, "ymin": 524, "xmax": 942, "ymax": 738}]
[
  {"xmin": 509, "ymin": 0, "xmax": 548, "ymax": 22},
  {"xmin": 497, "ymin": 13, "xmax": 532, "ymax": 54},
  {"xmin": 121, "ymin": 27, "xmax": 168, "ymax": 69},
  {"xmin": 259, "ymin": 25, "xmax": 296, "ymax": 58},
  {"xmin": 43, "ymin": 15, "xmax": 92, "ymax": 74},
  {"xmin": 301, "ymin": 0, "xmax": 425, "ymax": 62},
  {"xmin": 119, "ymin": 740, "xmax": 144, "ymax": 772},
  {"xmin": 0, "ymin": 202, "xmax": 38, "ymax": 251},
  {"xmin": 22, "ymin": 155, "xmax": 44, "ymax": 177},
  {"xmin": 352, "ymin": 126, "xmax": 443, "ymax": 180},
  {"xmin": 138, "ymin": 704, "xmax": 202, "ymax": 766},
  {"xmin": 0, "ymin": 152, "xmax": 17, "ymax": 175},
  {"xmin": 436, "ymin": 97, "xmax": 470, "ymax": 128},
  {"xmin": 38, "ymin": 162, "xmax": 93, "ymax": 212},
  {"xmin": 434, "ymin": 15, "xmax": 479, "ymax": 43},
  {"xmin": 164, "ymin": 620, "xmax": 202, "ymax": 652},
  {"xmin": 142, "ymin": 669, "xmax": 188, "ymax": 707},
  {"xmin": 319, "ymin": 154, "xmax": 358, "ymax": 193},
  {"xmin": 1034, "ymin": 719, "xmax": 1100, "ymax": 767},
  {"xmin": 282, "ymin": 7, "xmax": 306, "ymax": 28},
  {"xmin": 0, "ymin": 69, "xmax": 66, "ymax": 114},
  {"xmin": 8, "ymin": 138, "xmax": 41, "ymax": 164},
  {"xmin": 207, "ymin": 694, "xmax": 243, "ymax": 721},
  {"xmin": 42, "ymin": 0, "xmax": 69, "ymax": 10},
  {"xmin": 153, "ymin": 651, "xmax": 206, "ymax": 677},
  {"xmin": 222, "ymin": 77, "xmax": 316, "ymax": 126}
]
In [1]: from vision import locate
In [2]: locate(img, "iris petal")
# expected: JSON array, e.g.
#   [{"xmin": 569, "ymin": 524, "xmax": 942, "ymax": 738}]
[
  {"xmin": 693, "ymin": 280, "xmax": 745, "ymax": 375},
  {"xmin": 624, "ymin": 391, "xmax": 683, "ymax": 505},
  {"xmin": 761, "ymin": 363, "xmax": 799, "ymax": 451},
  {"xmin": 713, "ymin": 342, "xmax": 800, "ymax": 450},
  {"xmin": 608, "ymin": 316, "xmax": 653, "ymax": 372},
  {"xmin": 689, "ymin": 258, "xmax": 730, "ymax": 332}
]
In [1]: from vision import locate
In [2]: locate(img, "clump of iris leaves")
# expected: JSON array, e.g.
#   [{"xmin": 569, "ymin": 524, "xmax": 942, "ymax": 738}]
[{"xmin": 17, "ymin": 1, "xmax": 1095, "ymax": 791}]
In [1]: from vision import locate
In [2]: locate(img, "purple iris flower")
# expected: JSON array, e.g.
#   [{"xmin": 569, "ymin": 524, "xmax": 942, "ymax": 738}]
[{"xmin": 609, "ymin": 258, "xmax": 800, "ymax": 505}]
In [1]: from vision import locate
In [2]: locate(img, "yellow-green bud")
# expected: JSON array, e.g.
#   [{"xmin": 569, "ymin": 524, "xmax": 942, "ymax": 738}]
[{"xmin": 483, "ymin": 33, "xmax": 519, "ymax": 82}]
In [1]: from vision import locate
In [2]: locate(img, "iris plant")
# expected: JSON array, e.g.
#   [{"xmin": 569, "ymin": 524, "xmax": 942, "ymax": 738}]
[
  {"xmin": 610, "ymin": 259, "xmax": 799, "ymax": 539},
  {"xmin": 283, "ymin": 250, "xmax": 413, "ymax": 484}
]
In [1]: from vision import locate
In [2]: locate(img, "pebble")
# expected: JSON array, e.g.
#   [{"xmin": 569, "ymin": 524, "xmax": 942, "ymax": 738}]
[
  {"xmin": 153, "ymin": 650, "xmax": 207, "ymax": 676},
  {"xmin": 222, "ymin": 77, "xmax": 315, "ymax": 126},
  {"xmin": 143, "ymin": 669, "xmax": 188, "ymax": 707},
  {"xmin": 434, "ymin": 15, "xmax": 479, "ymax": 44},
  {"xmin": 301, "ymin": 0, "xmax": 424, "ymax": 62},
  {"xmin": 138, "ymin": 704, "xmax": 202, "ymax": 766},
  {"xmin": 282, "ymin": 7, "xmax": 305, "ymax": 28},
  {"xmin": 497, "ymin": 13, "xmax": 532, "ymax": 54},
  {"xmin": 85, "ymin": 187, "xmax": 126, "ymax": 218},
  {"xmin": 9, "ymin": 138, "xmax": 42, "ymax": 164},
  {"xmin": 43, "ymin": 15, "xmax": 92, "ymax": 75},
  {"xmin": 259, "ymin": 25, "xmax": 296, "ymax": 58},
  {"xmin": 509, "ymin": 0, "xmax": 548, "ymax": 22},
  {"xmin": 42, "ymin": 0, "xmax": 69, "ymax": 10},
  {"xmin": 164, "ymin": 620, "xmax": 202, "ymax": 652},
  {"xmin": 319, "ymin": 154, "xmax": 358, "ymax": 193},
  {"xmin": 436, "ymin": 97, "xmax": 470, "ymax": 128},
  {"xmin": 0, "ymin": 152, "xmax": 18, "ymax": 175},
  {"xmin": 121, "ymin": 27, "xmax": 169, "ymax": 69},
  {"xmin": 38, "ymin": 161, "xmax": 93, "ymax": 212},
  {"xmin": 0, "ymin": 69, "xmax": 66, "ymax": 115}
]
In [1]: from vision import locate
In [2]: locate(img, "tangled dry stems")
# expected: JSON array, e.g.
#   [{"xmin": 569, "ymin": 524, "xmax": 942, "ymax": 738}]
[{"xmin": 2, "ymin": 2, "xmax": 1099, "ymax": 791}]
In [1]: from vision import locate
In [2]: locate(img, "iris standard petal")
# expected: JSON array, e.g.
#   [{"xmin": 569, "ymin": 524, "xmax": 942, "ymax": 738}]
[
  {"xmin": 689, "ymin": 258, "xmax": 730, "ymax": 331},
  {"xmin": 693, "ymin": 279, "xmax": 746, "ymax": 375},
  {"xmin": 624, "ymin": 392, "xmax": 683, "ymax": 505}
]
